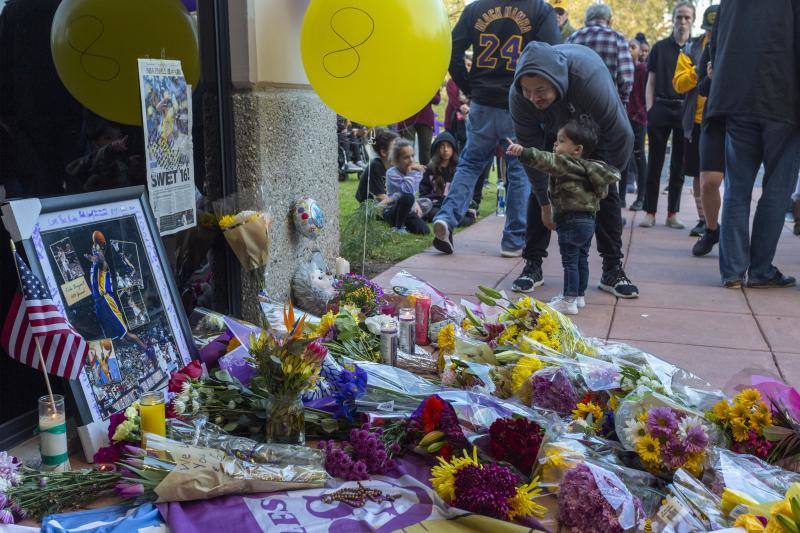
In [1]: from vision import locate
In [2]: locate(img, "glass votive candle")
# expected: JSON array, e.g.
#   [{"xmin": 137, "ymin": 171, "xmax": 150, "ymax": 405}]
[
  {"xmin": 38, "ymin": 395, "xmax": 71, "ymax": 472},
  {"xmin": 139, "ymin": 391, "xmax": 166, "ymax": 446},
  {"xmin": 398, "ymin": 307, "xmax": 416, "ymax": 354}
]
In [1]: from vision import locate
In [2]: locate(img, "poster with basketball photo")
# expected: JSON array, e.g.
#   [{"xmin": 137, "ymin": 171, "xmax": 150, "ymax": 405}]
[{"xmin": 24, "ymin": 187, "xmax": 196, "ymax": 423}]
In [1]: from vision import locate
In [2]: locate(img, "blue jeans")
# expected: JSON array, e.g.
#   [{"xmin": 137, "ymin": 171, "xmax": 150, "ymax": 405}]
[
  {"xmin": 433, "ymin": 102, "xmax": 531, "ymax": 250},
  {"xmin": 557, "ymin": 213, "xmax": 595, "ymax": 297},
  {"xmin": 720, "ymin": 117, "xmax": 800, "ymax": 283}
]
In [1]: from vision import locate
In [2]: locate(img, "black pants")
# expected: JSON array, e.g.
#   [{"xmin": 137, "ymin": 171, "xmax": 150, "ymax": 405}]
[
  {"xmin": 523, "ymin": 182, "xmax": 625, "ymax": 273},
  {"xmin": 643, "ymin": 101, "xmax": 685, "ymax": 215},
  {"xmin": 382, "ymin": 193, "xmax": 430, "ymax": 234},
  {"xmin": 400, "ymin": 124, "xmax": 433, "ymax": 166},
  {"xmin": 630, "ymin": 120, "xmax": 648, "ymax": 202}
]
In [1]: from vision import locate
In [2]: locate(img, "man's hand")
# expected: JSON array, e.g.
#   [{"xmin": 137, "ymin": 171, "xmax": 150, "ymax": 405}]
[
  {"xmin": 505, "ymin": 138, "xmax": 524, "ymax": 157},
  {"xmin": 413, "ymin": 202, "xmax": 423, "ymax": 218},
  {"xmin": 541, "ymin": 205, "xmax": 555, "ymax": 231}
]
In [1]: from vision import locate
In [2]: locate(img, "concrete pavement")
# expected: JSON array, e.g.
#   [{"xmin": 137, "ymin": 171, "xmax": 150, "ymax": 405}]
[{"xmin": 373, "ymin": 188, "xmax": 800, "ymax": 393}]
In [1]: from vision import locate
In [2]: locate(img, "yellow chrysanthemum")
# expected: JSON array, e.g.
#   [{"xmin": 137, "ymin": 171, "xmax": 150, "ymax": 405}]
[
  {"xmin": 749, "ymin": 410, "xmax": 773, "ymax": 433},
  {"xmin": 507, "ymin": 477, "xmax": 547, "ymax": 520},
  {"xmin": 572, "ymin": 401, "xmax": 604, "ymax": 428},
  {"xmin": 430, "ymin": 447, "xmax": 480, "ymax": 503},
  {"xmin": 528, "ymin": 329, "xmax": 561, "ymax": 352},
  {"xmin": 218, "ymin": 214, "xmax": 237, "ymax": 230},
  {"xmin": 711, "ymin": 399, "xmax": 730, "ymax": 422},
  {"xmin": 736, "ymin": 388, "xmax": 763, "ymax": 409},
  {"xmin": 729, "ymin": 402, "xmax": 751, "ymax": 421},
  {"xmin": 497, "ymin": 324, "xmax": 521, "ymax": 346},
  {"xmin": 683, "ymin": 451, "xmax": 705, "ymax": 477},
  {"xmin": 637, "ymin": 411, "xmax": 650, "ymax": 423},
  {"xmin": 608, "ymin": 394, "xmax": 620, "ymax": 412},
  {"xmin": 636, "ymin": 434, "xmax": 661, "ymax": 464},
  {"xmin": 535, "ymin": 312, "xmax": 560, "ymax": 337},
  {"xmin": 731, "ymin": 417, "xmax": 751, "ymax": 442},
  {"xmin": 722, "ymin": 488, "xmax": 760, "ymax": 516},
  {"xmin": 734, "ymin": 514, "xmax": 766, "ymax": 533},
  {"xmin": 437, "ymin": 323, "xmax": 456, "ymax": 355},
  {"xmin": 510, "ymin": 356, "xmax": 543, "ymax": 394}
]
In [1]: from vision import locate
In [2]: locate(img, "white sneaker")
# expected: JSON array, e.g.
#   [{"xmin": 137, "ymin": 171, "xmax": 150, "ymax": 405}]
[
  {"xmin": 549, "ymin": 295, "xmax": 578, "ymax": 315},
  {"xmin": 665, "ymin": 215, "xmax": 685, "ymax": 229},
  {"xmin": 500, "ymin": 248, "xmax": 523, "ymax": 258},
  {"xmin": 639, "ymin": 214, "xmax": 655, "ymax": 228},
  {"xmin": 577, "ymin": 296, "xmax": 586, "ymax": 308}
]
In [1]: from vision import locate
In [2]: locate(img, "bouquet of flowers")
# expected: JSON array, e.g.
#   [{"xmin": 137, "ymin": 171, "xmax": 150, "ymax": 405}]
[
  {"xmin": 531, "ymin": 366, "xmax": 580, "ymax": 416},
  {"xmin": 332, "ymin": 273, "xmax": 384, "ymax": 316},
  {"xmin": 320, "ymin": 308, "xmax": 381, "ymax": 363},
  {"xmin": 406, "ymin": 395, "xmax": 468, "ymax": 460},
  {"xmin": 93, "ymin": 401, "xmax": 143, "ymax": 464},
  {"xmin": 248, "ymin": 302, "xmax": 328, "ymax": 443},
  {"xmin": 318, "ymin": 425, "xmax": 399, "ymax": 481},
  {"xmin": 116, "ymin": 434, "xmax": 326, "ymax": 503},
  {"xmin": 487, "ymin": 418, "xmax": 545, "ymax": 476},
  {"xmin": 218, "ymin": 210, "xmax": 271, "ymax": 288},
  {"xmin": 430, "ymin": 447, "xmax": 546, "ymax": 522},
  {"xmin": 0, "ymin": 452, "xmax": 120, "ymax": 524},
  {"xmin": 489, "ymin": 354, "xmax": 545, "ymax": 403},
  {"xmin": 708, "ymin": 388, "xmax": 773, "ymax": 459},
  {"xmin": 625, "ymin": 405, "xmax": 710, "ymax": 476},
  {"xmin": 571, "ymin": 392, "xmax": 619, "ymax": 438},
  {"xmin": 557, "ymin": 462, "xmax": 645, "ymax": 533},
  {"xmin": 619, "ymin": 364, "xmax": 669, "ymax": 395}
]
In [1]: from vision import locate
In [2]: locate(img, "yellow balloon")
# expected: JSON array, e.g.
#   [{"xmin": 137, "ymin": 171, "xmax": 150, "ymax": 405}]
[
  {"xmin": 51, "ymin": 0, "xmax": 199, "ymax": 126},
  {"xmin": 301, "ymin": 0, "xmax": 451, "ymax": 128}
]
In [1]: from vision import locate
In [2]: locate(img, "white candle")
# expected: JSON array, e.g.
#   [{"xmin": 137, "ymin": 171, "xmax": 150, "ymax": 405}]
[
  {"xmin": 38, "ymin": 395, "xmax": 70, "ymax": 472},
  {"xmin": 398, "ymin": 308, "xmax": 416, "ymax": 354},
  {"xmin": 335, "ymin": 257, "xmax": 350, "ymax": 275}
]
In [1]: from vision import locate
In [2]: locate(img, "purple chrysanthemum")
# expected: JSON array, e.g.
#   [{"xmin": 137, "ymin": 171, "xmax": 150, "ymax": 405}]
[
  {"xmin": 558, "ymin": 464, "xmax": 643, "ymax": 533},
  {"xmin": 661, "ymin": 438, "xmax": 687, "ymax": 470},
  {"xmin": 683, "ymin": 425, "xmax": 709, "ymax": 454},
  {"xmin": 0, "ymin": 452, "xmax": 20, "ymax": 484},
  {"xmin": 646, "ymin": 407, "xmax": 680, "ymax": 439},
  {"xmin": 0, "ymin": 509, "xmax": 14, "ymax": 525},
  {"xmin": 531, "ymin": 367, "xmax": 579, "ymax": 416},
  {"xmin": 453, "ymin": 463, "xmax": 518, "ymax": 520}
]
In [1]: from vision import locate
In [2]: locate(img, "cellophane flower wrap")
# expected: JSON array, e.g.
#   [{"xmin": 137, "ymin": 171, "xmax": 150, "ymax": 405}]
[
  {"xmin": 557, "ymin": 462, "xmax": 644, "ymax": 533},
  {"xmin": 532, "ymin": 366, "xmax": 580, "ymax": 416}
]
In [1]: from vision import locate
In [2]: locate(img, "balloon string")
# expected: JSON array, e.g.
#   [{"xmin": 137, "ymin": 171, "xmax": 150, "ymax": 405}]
[
  {"xmin": 322, "ymin": 7, "xmax": 375, "ymax": 79},
  {"xmin": 361, "ymin": 133, "xmax": 373, "ymax": 277},
  {"xmin": 65, "ymin": 15, "xmax": 121, "ymax": 82}
]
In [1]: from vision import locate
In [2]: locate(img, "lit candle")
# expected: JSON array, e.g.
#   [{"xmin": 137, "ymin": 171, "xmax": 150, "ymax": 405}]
[
  {"xmin": 398, "ymin": 308, "xmax": 416, "ymax": 354},
  {"xmin": 335, "ymin": 257, "xmax": 350, "ymax": 275},
  {"xmin": 38, "ymin": 395, "xmax": 70, "ymax": 472},
  {"xmin": 414, "ymin": 293, "xmax": 431, "ymax": 346},
  {"xmin": 139, "ymin": 391, "xmax": 166, "ymax": 446}
]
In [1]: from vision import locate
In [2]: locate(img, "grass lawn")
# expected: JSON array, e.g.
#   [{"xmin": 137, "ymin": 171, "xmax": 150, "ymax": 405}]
[{"xmin": 338, "ymin": 166, "xmax": 499, "ymax": 277}]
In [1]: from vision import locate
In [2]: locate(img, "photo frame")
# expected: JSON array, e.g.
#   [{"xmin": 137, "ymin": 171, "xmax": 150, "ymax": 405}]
[{"xmin": 20, "ymin": 186, "xmax": 197, "ymax": 424}]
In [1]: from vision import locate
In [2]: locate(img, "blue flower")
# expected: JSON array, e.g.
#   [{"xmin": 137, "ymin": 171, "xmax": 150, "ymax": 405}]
[{"xmin": 332, "ymin": 364, "xmax": 368, "ymax": 421}]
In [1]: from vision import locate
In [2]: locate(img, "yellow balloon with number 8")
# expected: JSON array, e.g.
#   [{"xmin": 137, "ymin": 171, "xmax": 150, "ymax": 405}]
[
  {"xmin": 301, "ymin": 0, "xmax": 451, "ymax": 128},
  {"xmin": 51, "ymin": 0, "xmax": 200, "ymax": 126}
]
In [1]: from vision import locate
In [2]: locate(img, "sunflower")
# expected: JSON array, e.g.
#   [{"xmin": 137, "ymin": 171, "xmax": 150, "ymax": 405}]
[
  {"xmin": 682, "ymin": 451, "xmax": 704, "ymax": 477},
  {"xmin": 315, "ymin": 311, "xmax": 336, "ymax": 338},
  {"xmin": 749, "ymin": 410, "xmax": 773, "ymax": 433},
  {"xmin": 729, "ymin": 402, "xmax": 751, "ymax": 421},
  {"xmin": 636, "ymin": 434, "xmax": 661, "ymax": 464},
  {"xmin": 430, "ymin": 447, "xmax": 480, "ymax": 503},
  {"xmin": 736, "ymin": 388, "xmax": 763, "ymax": 409},
  {"xmin": 711, "ymin": 399, "xmax": 730, "ymax": 422},
  {"xmin": 507, "ymin": 478, "xmax": 547, "ymax": 520},
  {"xmin": 731, "ymin": 417, "xmax": 751, "ymax": 442},
  {"xmin": 572, "ymin": 402, "xmax": 604, "ymax": 429}
]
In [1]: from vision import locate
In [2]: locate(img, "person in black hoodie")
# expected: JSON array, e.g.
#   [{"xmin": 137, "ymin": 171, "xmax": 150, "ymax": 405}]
[
  {"xmin": 509, "ymin": 41, "xmax": 639, "ymax": 299},
  {"xmin": 420, "ymin": 131, "xmax": 476, "ymax": 226},
  {"xmin": 431, "ymin": 0, "xmax": 561, "ymax": 257},
  {"xmin": 706, "ymin": 0, "xmax": 800, "ymax": 289},
  {"xmin": 355, "ymin": 129, "xmax": 399, "ymax": 204}
]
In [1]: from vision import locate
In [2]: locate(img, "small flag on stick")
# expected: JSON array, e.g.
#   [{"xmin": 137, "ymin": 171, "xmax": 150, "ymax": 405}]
[{"xmin": 1, "ymin": 243, "xmax": 88, "ymax": 380}]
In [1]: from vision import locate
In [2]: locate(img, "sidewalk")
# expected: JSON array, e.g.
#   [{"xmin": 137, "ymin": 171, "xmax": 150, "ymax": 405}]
[{"xmin": 373, "ymin": 189, "xmax": 800, "ymax": 393}]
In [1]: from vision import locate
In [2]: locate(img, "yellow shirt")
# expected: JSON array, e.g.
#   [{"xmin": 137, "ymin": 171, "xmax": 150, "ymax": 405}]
[{"xmin": 672, "ymin": 36, "xmax": 709, "ymax": 124}]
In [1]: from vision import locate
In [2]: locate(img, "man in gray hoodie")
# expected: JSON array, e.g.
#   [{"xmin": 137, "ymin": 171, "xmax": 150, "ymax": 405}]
[{"xmin": 509, "ymin": 41, "xmax": 639, "ymax": 299}]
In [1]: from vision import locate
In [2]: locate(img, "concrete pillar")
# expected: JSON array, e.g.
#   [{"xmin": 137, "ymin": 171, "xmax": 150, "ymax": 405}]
[{"xmin": 228, "ymin": 0, "xmax": 338, "ymax": 321}]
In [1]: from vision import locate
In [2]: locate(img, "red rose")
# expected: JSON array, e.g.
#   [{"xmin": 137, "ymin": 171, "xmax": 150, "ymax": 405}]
[
  {"xmin": 182, "ymin": 360, "xmax": 203, "ymax": 379},
  {"xmin": 169, "ymin": 360, "xmax": 203, "ymax": 392},
  {"xmin": 422, "ymin": 396, "xmax": 444, "ymax": 434},
  {"xmin": 168, "ymin": 371, "xmax": 189, "ymax": 393}
]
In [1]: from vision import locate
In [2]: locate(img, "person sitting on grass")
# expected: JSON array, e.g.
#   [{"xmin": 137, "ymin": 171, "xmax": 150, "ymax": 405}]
[
  {"xmin": 382, "ymin": 138, "xmax": 431, "ymax": 235},
  {"xmin": 506, "ymin": 117, "xmax": 620, "ymax": 315},
  {"xmin": 355, "ymin": 129, "xmax": 399, "ymax": 203},
  {"xmin": 420, "ymin": 131, "xmax": 477, "ymax": 226}
]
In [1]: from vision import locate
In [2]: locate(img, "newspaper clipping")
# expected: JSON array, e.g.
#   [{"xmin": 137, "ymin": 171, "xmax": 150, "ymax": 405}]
[{"xmin": 138, "ymin": 58, "xmax": 197, "ymax": 236}]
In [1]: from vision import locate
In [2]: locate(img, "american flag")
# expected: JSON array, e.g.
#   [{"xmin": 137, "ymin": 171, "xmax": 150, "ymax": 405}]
[{"xmin": 1, "ymin": 251, "xmax": 88, "ymax": 380}]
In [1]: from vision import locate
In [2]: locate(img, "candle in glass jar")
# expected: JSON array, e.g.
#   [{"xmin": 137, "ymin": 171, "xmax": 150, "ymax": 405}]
[
  {"xmin": 335, "ymin": 257, "xmax": 350, "ymax": 275},
  {"xmin": 38, "ymin": 395, "xmax": 70, "ymax": 472},
  {"xmin": 414, "ymin": 293, "xmax": 431, "ymax": 346},
  {"xmin": 380, "ymin": 319, "xmax": 398, "ymax": 366},
  {"xmin": 139, "ymin": 392, "xmax": 166, "ymax": 445},
  {"xmin": 398, "ymin": 307, "xmax": 416, "ymax": 354}
]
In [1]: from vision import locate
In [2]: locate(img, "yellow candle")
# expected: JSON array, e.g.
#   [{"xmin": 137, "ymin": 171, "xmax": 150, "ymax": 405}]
[{"xmin": 139, "ymin": 392, "xmax": 166, "ymax": 444}]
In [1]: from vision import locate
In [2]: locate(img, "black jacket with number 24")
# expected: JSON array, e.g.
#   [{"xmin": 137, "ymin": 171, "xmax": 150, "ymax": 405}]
[{"xmin": 449, "ymin": 0, "xmax": 561, "ymax": 110}]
